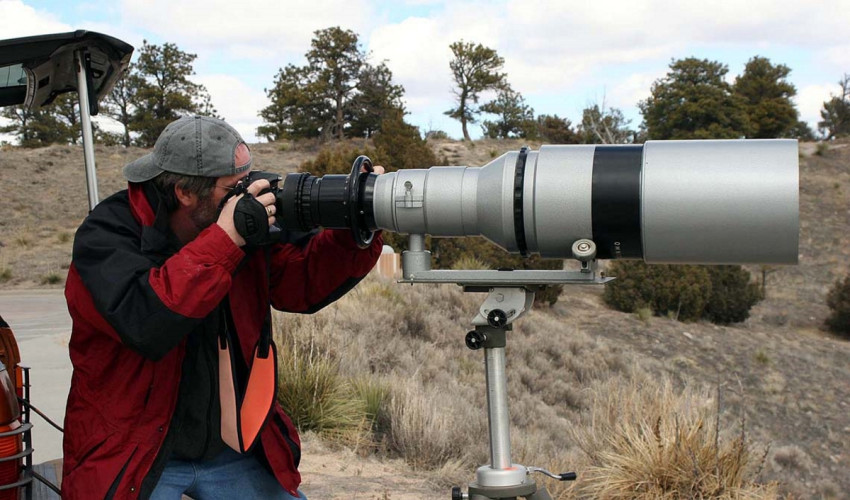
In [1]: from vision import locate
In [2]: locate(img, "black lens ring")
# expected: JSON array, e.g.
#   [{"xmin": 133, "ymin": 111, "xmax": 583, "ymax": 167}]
[
  {"xmin": 513, "ymin": 146, "xmax": 529, "ymax": 257},
  {"xmin": 347, "ymin": 156, "xmax": 375, "ymax": 248},
  {"xmin": 279, "ymin": 172, "xmax": 311, "ymax": 232}
]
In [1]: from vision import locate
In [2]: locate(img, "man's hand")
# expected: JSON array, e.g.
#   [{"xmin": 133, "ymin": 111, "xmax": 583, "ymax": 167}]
[
  {"xmin": 217, "ymin": 179, "xmax": 277, "ymax": 247},
  {"xmin": 368, "ymin": 165, "xmax": 386, "ymax": 175}
]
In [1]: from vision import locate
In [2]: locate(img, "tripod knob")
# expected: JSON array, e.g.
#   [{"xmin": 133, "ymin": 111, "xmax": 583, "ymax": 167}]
[
  {"xmin": 487, "ymin": 309, "xmax": 508, "ymax": 328},
  {"xmin": 451, "ymin": 486, "xmax": 468, "ymax": 499},
  {"xmin": 465, "ymin": 330, "xmax": 486, "ymax": 350}
]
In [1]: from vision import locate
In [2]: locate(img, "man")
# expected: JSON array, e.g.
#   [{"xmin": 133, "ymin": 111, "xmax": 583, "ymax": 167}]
[{"xmin": 63, "ymin": 115, "xmax": 383, "ymax": 499}]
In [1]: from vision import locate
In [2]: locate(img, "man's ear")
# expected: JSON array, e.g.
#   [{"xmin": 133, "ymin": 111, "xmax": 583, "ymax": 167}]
[{"xmin": 173, "ymin": 184, "xmax": 197, "ymax": 209}]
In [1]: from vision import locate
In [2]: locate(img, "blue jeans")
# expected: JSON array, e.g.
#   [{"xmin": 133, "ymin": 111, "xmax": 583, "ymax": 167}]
[{"xmin": 150, "ymin": 447, "xmax": 307, "ymax": 500}]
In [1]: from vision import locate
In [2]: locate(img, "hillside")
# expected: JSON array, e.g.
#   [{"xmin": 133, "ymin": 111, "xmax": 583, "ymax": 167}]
[{"xmin": 0, "ymin": 138, "xmax": 849, "ymax": 498}]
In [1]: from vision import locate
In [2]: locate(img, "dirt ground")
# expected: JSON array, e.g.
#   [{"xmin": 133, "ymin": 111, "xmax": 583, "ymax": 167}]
[{"xmin": 298, "ymin": 433, "xmax": 443, "ymax": 499}]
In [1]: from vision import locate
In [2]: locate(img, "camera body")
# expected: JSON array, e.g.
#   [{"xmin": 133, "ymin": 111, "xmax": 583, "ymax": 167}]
[{"xmin": 244, "ymin": 170, "xmax": 284, "ymax": 191}]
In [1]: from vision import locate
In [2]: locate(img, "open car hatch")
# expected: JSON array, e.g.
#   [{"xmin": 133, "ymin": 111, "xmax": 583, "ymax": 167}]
[
  {"xmin": 0, "ymin": 30, "xmax": 134, "ymax": 210},
  {"xmin": 0, "ymin": 30, "xmax": 132, "ymax": 111}
]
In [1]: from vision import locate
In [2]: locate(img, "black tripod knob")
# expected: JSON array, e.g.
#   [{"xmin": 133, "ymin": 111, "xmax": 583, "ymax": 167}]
[
  {"xmin": 451, "ymin": 486, "xmax": 466, "ymax": 499},
  {"xmin": 487, "ymin": 309, "xmax": 508, "ymax": 328},
  {"xmin": 465, "ymin": 330, "xmax": 486, "ymax": 350}
]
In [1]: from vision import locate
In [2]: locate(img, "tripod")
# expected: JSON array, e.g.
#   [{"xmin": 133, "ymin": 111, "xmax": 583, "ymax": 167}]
[{"xmin": 399, "ymin": 235, "xmax": 611, "ymax": 500}]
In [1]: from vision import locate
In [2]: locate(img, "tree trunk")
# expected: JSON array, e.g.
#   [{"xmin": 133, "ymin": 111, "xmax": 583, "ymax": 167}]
[
  {"xmin": 337, "ymin": 93, "xmax": 344, "ymax": 140},
  {"xmin": 459, "ymin": 92, "xmax": 471, "ymax": 141}
]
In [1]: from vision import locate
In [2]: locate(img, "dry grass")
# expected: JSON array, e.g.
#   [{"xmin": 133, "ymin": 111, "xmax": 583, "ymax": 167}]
[
  {"xmin": 572, "ymin": 376, "xmax": 776, "ymax": 499},
  {"xmin": 275, "ymin": 329, "xmax": 366, "ymax": 437},
  {"xmin": 385, "ymin": 380, "xmax": 478, "ymax": 471}
]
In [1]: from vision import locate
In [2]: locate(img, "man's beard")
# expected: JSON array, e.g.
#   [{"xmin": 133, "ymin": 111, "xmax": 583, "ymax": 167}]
[{"xmin": 189, "ymin": 194, "xmax": 218, "ymax": 233}]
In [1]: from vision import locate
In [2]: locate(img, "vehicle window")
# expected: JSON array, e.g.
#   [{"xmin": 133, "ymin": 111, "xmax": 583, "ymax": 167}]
[{"xmin": 0, "ymin": 63, "xmax": 26, "ymax": 88}]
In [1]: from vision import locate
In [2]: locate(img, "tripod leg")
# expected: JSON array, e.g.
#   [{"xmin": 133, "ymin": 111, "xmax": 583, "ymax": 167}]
[{"xmin": 524, "ymin": 485, "xmax": 553, "ymax": 500}]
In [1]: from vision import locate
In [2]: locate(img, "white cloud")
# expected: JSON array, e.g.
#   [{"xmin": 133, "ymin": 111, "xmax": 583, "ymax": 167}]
[
  {"xmin": 119, "ymin": 0, "xmax": 377, "ymax": 59},
  {"xmin": 0, "ymin": 0, "xmax": 72, "ymax": 38},
  {"xmin": 796, "ymin": 83, "xmax": 834, "ymax": 131},
  {"xmin": 820, "ymin": 46, "xmax": 850, "ymax": 73},
  {"xmin": 194, "ymin": 74, "xmax": 270, "ymax": 143},
  {"xmin": 369, "ymin": 17, "xmax": 454, "ymax": 110},
  {"xmin": 607, "ymin": 70, "xmax": 665, "ymax": 110}
]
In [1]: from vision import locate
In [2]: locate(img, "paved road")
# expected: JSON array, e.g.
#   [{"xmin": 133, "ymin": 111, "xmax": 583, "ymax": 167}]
[{"xmin": 0, "ymin": 289, "xmax": 70, "ymax": 464}]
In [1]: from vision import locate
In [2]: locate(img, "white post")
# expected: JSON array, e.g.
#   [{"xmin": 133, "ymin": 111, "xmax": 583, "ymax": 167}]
[{"xmin": 75, "ymin": 50, "xmax": 99, "ymax": 211}]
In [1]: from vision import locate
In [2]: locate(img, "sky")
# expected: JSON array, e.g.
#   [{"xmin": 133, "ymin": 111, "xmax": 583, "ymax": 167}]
[{"xmin": 1, "ymin": 0, "xmax": 848, "ymax": 144}]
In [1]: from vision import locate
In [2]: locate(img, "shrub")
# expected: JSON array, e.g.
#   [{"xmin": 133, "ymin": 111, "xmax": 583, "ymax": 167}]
[
  {"xmin": 425, "ymin": 130, "xmax": 450, "ymax": 140},
  {"xmin": 40, "ymin": 273, "xmax": 63, "ymax": 285},
  {"xmin": 0, "ymin": 268, "xmax": 11, "ymax": 283},
  {"xmin": 298, "ymin": 112, "xmax": 437, "ymax": 175},
  {"xmin": 604, "ymin": 262, "xmax": 761, "ymax": 324},
  {"xmin": 372, "ymin": 109, "xmax": 438, "ymax": 171},
  {"xmin": 276, "ymin": 334, "xmax": 365, "ymax": 435},
  {"xmin": 350, "ymin": 376, "xmax": 390, "ymax": 432},
  {"xmin": 604, "ymin": 261, "xmax": 712, "ymax": 321},
  {"xmin": 826, "ymin": 274, "xmax": 850, "ymax": 337},
  {"xmin": 385, "ymin": 382, "xmax": 475, "ymax": 470},
  {"xmin": 704, "ymin": 265, "xmax": 762, "ymax": 324},
  {"xmin": 299, "ymin": 142, "xmax": 381, "ymax": 177}
]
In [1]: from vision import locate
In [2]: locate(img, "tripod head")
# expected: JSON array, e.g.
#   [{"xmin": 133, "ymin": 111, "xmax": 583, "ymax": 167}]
[{"xmin": 400, "ymin": 234, "xmax": 603, "ymax": 499}]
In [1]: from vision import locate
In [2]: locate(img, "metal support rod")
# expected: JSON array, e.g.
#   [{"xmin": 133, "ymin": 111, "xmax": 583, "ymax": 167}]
[
  {"xmin": 408, "ymin": 233, "xmax": 425, "ymax": 252},
  {"xmin": 403, "ymin": 234, "xmax": 431, "ymax": 279},
  {"xmin": 484, "ymin": 346, "xmax": 512, "ymax": 470},
  {"xmin": 75, "ymin": 50, "xmax": 99, "ymax": 211}
]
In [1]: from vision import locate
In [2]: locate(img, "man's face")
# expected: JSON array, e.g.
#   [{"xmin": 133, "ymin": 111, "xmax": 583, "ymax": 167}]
[{"xmin": 189, "ymin": 169, "xmax": 251, "ymax": 233}]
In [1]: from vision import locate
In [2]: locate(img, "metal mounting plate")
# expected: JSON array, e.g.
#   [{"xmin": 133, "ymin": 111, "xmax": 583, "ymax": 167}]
[{"xmin": 399, "ymin": 269, "xmax": 614, "ymax": 286}]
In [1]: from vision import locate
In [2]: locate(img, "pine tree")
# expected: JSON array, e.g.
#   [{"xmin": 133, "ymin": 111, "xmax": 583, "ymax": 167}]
[
  {"xmin": 579, "ymin": 101, "xmax": 634, "ymax": 144},
  {"xmin": 306, "ymin": 27, "xmax": 365, "ymax": 140},
  {"xmin": 258, "ymin": 64, "xmax": 324, "ymax": 141},
  {"xmin": 0, "ymin": 99, "xmax": 76, "ymax": 148},
  {"xmin": 819, "ymin": 74, "xmax": 850, "ymax": 140},
  {"xmin": 480, "ymin": 86, "xmax": 536, "ymax": 139},
  {"xmin": 445, "ymin": 41, "xmax": 506, "ymax": 141},
  {"xmin": 640, "ymin": 57, "xmax": 749, "ymax": 140},
  {"xmin": 103, "ymin": 69, "xmax": 138, "ymax": 147},
  {"xmin": 534, "ymin": 115, "xmax": 580, "ymax": 144},
  {"xmin": 734, "ymin": 56, "xmax": 799, "ymax": 138},
  {"xmin": 348, "ymin": 62, "xmax": 405, "ymax": 138},
  {"xmin": 130, "ymin": 41, "xmax": 218, "ymax": 147}
]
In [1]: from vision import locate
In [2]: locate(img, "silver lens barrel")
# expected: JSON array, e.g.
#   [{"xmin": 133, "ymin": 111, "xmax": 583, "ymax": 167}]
[{"xmin": 370, "ymin": 139, "xmax": 799, "ymax": 264}]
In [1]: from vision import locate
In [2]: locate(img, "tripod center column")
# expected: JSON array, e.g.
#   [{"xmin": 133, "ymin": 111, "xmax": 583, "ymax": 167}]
[{"xmin": 485, "ymin": 346, "xmax": 511, "ymax": 470}]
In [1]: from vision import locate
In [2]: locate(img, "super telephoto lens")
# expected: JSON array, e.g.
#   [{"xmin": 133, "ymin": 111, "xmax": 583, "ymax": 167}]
[{"xmin": 281, "ymin": 139, "xmax": 799, "ymax": 265}]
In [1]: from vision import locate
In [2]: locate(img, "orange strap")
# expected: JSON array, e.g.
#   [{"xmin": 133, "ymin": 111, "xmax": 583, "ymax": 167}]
[{"xmin": 218, "ymin": 304, "xmax": 277, "ymax": 454}]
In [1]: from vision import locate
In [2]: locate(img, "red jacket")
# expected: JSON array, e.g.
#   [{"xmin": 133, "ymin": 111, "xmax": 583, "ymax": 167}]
[{"xmin": 63, "ymin": 183, "xmax": 381, "ymax": 499}]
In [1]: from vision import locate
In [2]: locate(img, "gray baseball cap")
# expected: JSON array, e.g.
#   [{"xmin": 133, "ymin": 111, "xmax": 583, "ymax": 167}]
[{"xmin": 123, "ymin": 115, "xmax": 252, "ymax": 183}]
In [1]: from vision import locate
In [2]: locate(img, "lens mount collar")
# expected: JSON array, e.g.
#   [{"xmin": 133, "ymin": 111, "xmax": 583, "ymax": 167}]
[
  {"xmin": 513, "ymin": 146, "xmax": 529, "ymax": 257},
  {"xmin": 348, "ymin": 156, "xmax": 376, "ymax": 249}
]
